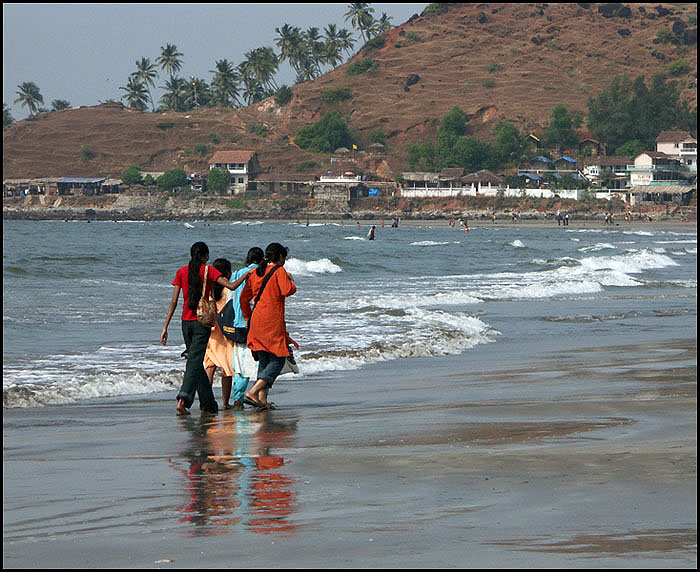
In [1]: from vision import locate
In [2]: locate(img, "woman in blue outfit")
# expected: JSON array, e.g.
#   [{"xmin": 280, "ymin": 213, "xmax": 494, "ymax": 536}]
[{"xmin": 228, "ymin": 247, "xmax": 264, "ymax": 409}]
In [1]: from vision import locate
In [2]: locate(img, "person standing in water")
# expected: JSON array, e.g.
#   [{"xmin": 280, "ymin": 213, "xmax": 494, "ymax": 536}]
[
  {"xmin": 227, "ymin": 247, "xmax": 264, "ymax": 410},
  {"xmin": 203, "ymin": 258, "xmax": 236, "ymax": 409},
  {"xmin": 240, "ymin": 243, "xmax": 298, "ymax": 410},
  {"xmin": 161, "ymin": 242, "xmax": 251, "ymax": 416}
]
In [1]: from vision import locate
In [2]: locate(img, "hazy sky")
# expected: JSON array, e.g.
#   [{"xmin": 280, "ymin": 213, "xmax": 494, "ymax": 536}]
[{"xmin": 3, "ymin": 3, "xmax": 426, "ymax": 120}]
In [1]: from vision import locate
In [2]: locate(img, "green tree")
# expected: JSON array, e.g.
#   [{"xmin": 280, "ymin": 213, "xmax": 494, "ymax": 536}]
[
  {"xmin": 370, "ymin": 12, "xmax": 393, "ymax": 37},
  {"xmin": 542, "ymin": 104, "xmax": 580, "ymax": 151},
  {"xmin": 122, "ymin": 164, "xmax": 143, "ymax": 185},
  {"xmin": 159, "ymin": 76, "xmax": 187, "ymax": 111},
  {"xmin": 157, "ymin": 168, "xmax": 188, "ymax": 190},
  {"xmin": 119, "ymin": 76, "xmax": 149, "ymax": 111},
  {"xmin": 131, "ymin": 57, "xmax": 158, "ymax": 111},
  {"xmin": 337, "ymin": 27, "xmax": 356, "ymax": 59},
  {"xmin": 50, "ymin": 99, "xmax": 72, "ymax": 111},
  {"xmin": 14, "ymin": 82, "xmax": 44, "ymax": 116},
  {"xmin": 241, "ymin": 47, "xmax": 279, "ymax": 93},
  {"xmin": 323, "ymin": 24, "xmax": 345, "ymax": 68},
  {"xmin": 275, "ymin": 24, "xmax": 308, "ymax": 82},
  {"xmin": 493, "ymin": 121, "xmax": 529, "ymax": 165},
  {"xmin": 156, "ymin": 43, "xmax": 184, "ymax": 80},
  {"xmin": 295, "ymin": 110, "xmax": 353, "ymax": 153},
  {"xmin": 4, "ymin": 103, "xmax": 15, "ymax": 128},
  {"xmin": 207, "ymin": 168, "xmax": 231, "ymax": 192},
  {"xmin": 209, "ymin": 59, "xmax": 241, "ymax": 107},
  {"xmin": 344, "ymin": 3, "xmax": 375, "ymax": 42},
  {"xmin": 587, "ymin": 73, "xmax": 696, "ymax": 153}
]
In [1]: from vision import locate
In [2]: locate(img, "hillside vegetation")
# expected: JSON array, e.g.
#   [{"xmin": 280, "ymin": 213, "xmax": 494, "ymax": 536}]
[{"xmin": 3, "ymin": 3, "xmax": 697, "ymax": 180}]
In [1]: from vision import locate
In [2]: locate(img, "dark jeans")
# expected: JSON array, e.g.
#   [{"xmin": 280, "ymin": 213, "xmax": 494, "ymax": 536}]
[
  {"xmin": 177, "ymin": 320, "xmax": 218, "ymax": 413},
  {"xmin": 252, "ymin": 351, "xmax": 286, "ymax": 388}
]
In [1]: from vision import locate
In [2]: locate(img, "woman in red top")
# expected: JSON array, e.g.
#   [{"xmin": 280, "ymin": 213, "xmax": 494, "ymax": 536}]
[
  {"xmin": 240, "ymin": 243, "xmax": 297, "ymax": 410},
  {"xmin": 161, "ymin": 241, "xmax": 251, "ymax": 416}
]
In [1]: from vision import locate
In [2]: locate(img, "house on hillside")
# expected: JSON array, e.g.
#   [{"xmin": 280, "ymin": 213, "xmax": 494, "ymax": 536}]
[
  {"xmin": 252, "ymin": 173, "xmax": 317, "ymax": 195},
  {"xmin": 209, "ymin": 150, "xmax": 260, "ymax": 192},
  {"xmin": 578, "ymin": 133, "xmax": 605, "ymax": 157},
  {"xmin": 655, "ymin": 131, "xmax": 697, "ymax": 173}
]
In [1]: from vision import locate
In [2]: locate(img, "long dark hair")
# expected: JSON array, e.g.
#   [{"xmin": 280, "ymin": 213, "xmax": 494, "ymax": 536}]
[
  {"xmin": 211, "ymin": 258, "xmax": 232, "ymax": 301},
  {"xmin": 256, "ymin": 243, "xmax": 289, "ymax": 276},
  {"xmin": 187, "ymin": 242, "xmax": 209, "ymax": 311},
  {"xmin": 247, "ymin": 247, "xmax": 264, "ymax": 266}
]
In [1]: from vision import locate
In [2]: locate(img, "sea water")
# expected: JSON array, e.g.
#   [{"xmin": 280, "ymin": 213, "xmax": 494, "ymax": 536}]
[{"xmin": 2, "ymin": 219, "xmax": 696, "ymax": 408}]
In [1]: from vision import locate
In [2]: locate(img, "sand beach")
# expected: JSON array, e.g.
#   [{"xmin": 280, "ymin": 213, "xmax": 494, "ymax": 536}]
[{"xmin": 3, "ymin": 334, "xmax": 696, "ymax": 568}]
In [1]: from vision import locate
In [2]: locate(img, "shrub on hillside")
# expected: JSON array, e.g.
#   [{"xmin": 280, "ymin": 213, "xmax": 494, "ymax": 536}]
[{"xmin": 347, "ymin": 58, "xmax": 378, "ymax": 76}]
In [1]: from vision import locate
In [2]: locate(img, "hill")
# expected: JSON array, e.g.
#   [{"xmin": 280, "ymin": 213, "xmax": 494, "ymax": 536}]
[{"xmin": 3, "ymin": 2, "xmax": 697, "ymax": 180}]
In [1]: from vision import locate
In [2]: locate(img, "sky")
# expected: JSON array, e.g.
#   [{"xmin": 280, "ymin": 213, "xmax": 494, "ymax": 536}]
[{"xmin": 3, "ymin": 3, "xmax": 426, "ymax": 120}]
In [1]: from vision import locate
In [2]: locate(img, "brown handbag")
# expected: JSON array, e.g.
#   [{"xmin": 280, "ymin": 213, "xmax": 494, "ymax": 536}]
[{"xmin": 196, "ymin": 265, "xmax": 217, "ymax": 328}]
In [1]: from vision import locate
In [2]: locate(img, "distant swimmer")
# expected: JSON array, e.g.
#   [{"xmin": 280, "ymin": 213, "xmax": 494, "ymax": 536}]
[{"xmin": 367, "ymin": 225, "xmax": 376, "ymax": 240}]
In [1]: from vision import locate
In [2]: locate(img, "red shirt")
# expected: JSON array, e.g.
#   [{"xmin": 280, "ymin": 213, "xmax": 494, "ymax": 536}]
[{"xmin": 173, "ymin": 264, "xmax": 222, "ymax": 321}]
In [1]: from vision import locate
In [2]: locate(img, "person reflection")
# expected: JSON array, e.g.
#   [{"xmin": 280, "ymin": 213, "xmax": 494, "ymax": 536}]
[{"xmin": 172, "ymin": 410, "xmax": 298, "ymax": 535}]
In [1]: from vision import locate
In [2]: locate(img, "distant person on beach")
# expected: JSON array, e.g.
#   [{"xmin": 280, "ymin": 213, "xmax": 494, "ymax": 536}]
[
  {"xmin": 240, "ymin": 243, "xmax": 298, "ymax": 411},
  {"xmin": 161, "ymin": 241, "xmax": 252, "ymax": 416},
  {"xmin": 227, "ymin": 247, "xmax": 264, "ymax": 410},
  {"xmin": 203, "ymin": 258, "xmax": 235, "ymax": 409}
]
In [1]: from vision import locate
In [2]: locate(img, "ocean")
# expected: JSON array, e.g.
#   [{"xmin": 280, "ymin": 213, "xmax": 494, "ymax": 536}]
[{"xmin": 2, "ymin": 218, "xmax": 697, "ymax": 409}]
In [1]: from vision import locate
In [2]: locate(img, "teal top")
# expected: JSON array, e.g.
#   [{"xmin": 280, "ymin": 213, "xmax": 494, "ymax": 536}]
[{"xmin": 228, "ymin": 263, "xmax": 258, "ymax": 328}]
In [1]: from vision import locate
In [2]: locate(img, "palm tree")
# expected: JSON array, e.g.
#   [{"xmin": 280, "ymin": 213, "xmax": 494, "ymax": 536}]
[
  {"xmin": 156, "ymin": 43, "xmax": 183, "ymax": 80},
  {"xmin": 159, "ymin": 76, "xmax": 187, "ymax": 111},
  {"xmin": 51, "ymin": 99, "xmax": 72, "ymax": 111},
  {"xmin": 275, "ymin": 24, "xmax": 307, "ymax": 80},
  {"xmin": 337, "ymin": 28, "xmax": 356, "ymax": 59},
  {"xmin": 14, "ymin": 82, "xmax": 44, "ymax": 116},
  {"xmin": 372, "ymin": 12, "xmax": 394, "ymax": 36},
  {"xmin": 305, "ymin": 27, "xmax": 326, "ymax": 76},
  {"xmin": 184, "ymin": 76, "xmax": 211, "ymax": 109},
  {"xmin": 131, "ymin": 57, "xmax": 158, "ymax": 111},
  {"xmin": 323, "ymin": 24, "xmax": 344, "ymax": 69},
  {"xmin": 242, "ymin": 47, "xmax": 279, "ymax": 93},
  {"xmin": 4, "ymin": 103, "xmax": 15, "ymax": 128},
  {"xmin": 344, "ymin": 3, "xmax": 375, "ymax": 42},
  {"xmin": 237, "ymin": 61, "xmax": 269, "ymax": 105},
  {"xmin": 210, "ymin": 59, "xmax": 241, "ymax": 107},
  {"xmin": 119, "ymin": 76, "xmax": 149, "ymax": 111}
]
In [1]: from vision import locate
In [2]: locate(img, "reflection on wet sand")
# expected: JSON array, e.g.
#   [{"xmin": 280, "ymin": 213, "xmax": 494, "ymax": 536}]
[{"xmin": 172, "ymin": 411, "xmax": 298, "ymax": 536}]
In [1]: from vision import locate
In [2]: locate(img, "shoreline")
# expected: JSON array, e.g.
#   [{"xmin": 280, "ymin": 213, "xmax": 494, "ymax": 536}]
[{"xmin": 3, "ymin": 336, "xmax": 696, "ymax": 567}]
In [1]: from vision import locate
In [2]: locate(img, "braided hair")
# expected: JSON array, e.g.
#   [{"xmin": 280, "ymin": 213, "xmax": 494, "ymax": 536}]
[
  {"xmin": 187, "ymin": 242, "xmax": 209, "ymax": 311},
  {"xmin": 256, "ymin": 243, "xmax": 289, "ymax": 277}
]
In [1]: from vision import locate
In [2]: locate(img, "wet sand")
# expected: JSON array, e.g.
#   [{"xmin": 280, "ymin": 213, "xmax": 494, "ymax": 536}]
[{"xmin": 3, "ymin": 334, "xmax": 696, "ymax": 568}]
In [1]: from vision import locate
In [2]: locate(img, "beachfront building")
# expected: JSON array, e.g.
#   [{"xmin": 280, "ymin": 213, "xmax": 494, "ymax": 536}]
[
  {"xmin": 628, "ymin": 151, "xmax": 687, "ymax": 187},
  {"xmin": 582, "ymin": 156, "xmax": 632, "ymax": 189},
  {"xmin": 655, "ymin": 131, "xmax": 697, "ymax": 173},
  {"xmin": 209, "ymin": 150, "xmax": 260, "ymax": 192}
]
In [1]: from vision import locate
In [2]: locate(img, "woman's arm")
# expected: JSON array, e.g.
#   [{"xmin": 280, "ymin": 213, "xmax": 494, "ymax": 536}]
[
  {"xmin": 216, "ymin": 270, "xmax": 251, "ymax": 292},
  {"xmin": 161, "ymin": 285, "xmax": 181, "ymax": 345}
]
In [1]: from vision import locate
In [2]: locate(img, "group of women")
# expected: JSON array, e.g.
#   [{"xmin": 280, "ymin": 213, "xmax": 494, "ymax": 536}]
[{"xmin": 161, "ymin": 241, "xmax": 297, "ymax": 415}]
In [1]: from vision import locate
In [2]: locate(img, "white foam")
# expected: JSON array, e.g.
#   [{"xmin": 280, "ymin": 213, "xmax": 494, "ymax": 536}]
[{"xmin": 285, "ymin": 257, "xmax": 343, "ymax": 276}]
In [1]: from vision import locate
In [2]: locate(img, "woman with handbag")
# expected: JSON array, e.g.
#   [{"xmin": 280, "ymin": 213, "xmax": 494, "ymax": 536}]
[
  {"xmin": 240, "ymin": 242, "xmax": 298, "ymax": 410},
  {"xmin": 161, "ymin": 242, "xmax": 251, "ymax": 416}
]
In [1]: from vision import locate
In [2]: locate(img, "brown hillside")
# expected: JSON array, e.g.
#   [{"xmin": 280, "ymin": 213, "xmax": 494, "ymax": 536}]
[{"xmin": 3, "ymin": 2, "xmax": 697, "ymax": 180}]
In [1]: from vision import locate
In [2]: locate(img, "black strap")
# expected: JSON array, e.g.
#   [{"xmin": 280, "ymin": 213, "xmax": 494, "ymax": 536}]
[{"xmin": 252, "ymin": 265, "xmax": 281, "ymax": 312}]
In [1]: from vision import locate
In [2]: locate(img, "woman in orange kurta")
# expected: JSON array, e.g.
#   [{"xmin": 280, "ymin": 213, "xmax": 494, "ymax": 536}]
[{"xmin": 240, "ymin": 243, "xmax": 297, "ymax": 410}]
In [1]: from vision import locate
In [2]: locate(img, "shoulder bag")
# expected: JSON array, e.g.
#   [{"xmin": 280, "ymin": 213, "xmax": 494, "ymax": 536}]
[{"xmin": 196, "ymin": 265, "xmax": 217, "ymax": 328}]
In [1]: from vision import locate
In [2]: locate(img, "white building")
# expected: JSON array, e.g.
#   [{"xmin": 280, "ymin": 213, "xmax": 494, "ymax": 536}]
[
  {"xmin": 209, "ymin": 150, "xmax": 260, "ymax": 191},
  {"xmin": 656, "ymin": 131, "xmax": 697, "ymax": 173},
  {"xmin": 628, "ymin": 151, "xmax": 685, "ymax": 186}
]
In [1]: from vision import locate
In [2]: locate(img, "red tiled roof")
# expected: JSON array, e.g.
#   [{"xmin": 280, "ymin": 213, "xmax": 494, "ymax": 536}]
[
  {"xmin": 209, "ymin": 150, "xmax": 256, "ymax": 163},
  {"xmin": 656, "ymin": 131, "xmax": 695, "ymax": 143}
]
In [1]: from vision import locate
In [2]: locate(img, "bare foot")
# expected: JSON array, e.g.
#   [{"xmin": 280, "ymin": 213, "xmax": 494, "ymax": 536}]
[{"xmin": 176, "ymin": 399, "xmax": 191, "ymax": 416}]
